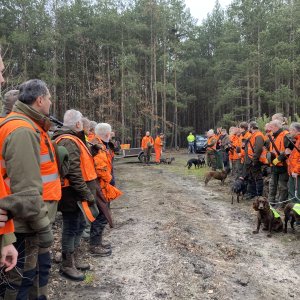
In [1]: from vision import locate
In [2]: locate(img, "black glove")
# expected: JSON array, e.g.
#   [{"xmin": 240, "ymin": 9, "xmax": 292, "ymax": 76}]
[
  {"xmin": 37, "ymin": 225, "xmax": 54, "ymax": 248},
  {"xmin": 236, "ymin": 146, "xmax": 241, "ymax": 153}
]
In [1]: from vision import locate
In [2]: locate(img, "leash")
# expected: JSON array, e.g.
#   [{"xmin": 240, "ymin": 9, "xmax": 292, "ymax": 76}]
[{"xmin": 268, "ymin": 197, "xmax": 300, "ymax": 205}]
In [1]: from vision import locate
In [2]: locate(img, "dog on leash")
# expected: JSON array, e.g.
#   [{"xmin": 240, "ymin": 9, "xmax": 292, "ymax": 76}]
[
  {"xmin": 231, "ymin": 177, "xmax": 247, "ymax": 204},
  {"xmin": 204, "ymin": 169, "xmax": 229, "ymax": 186},
  {"xmin": 252, "ymin": 197, "xmax": 283, "ymax": 237},
  {"xmin": 283, "ymin": 203, "xmax": 300, "ymax": 233}
]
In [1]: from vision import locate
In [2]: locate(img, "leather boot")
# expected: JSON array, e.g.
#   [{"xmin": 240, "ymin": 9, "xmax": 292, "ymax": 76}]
[
  {"xmin": 100, "ymin": 236, "xmax": 111, "ymax": 250},
  {"xmin": 60, "ymin": 252, "xmax": 85, "ymax": 281},
  {"xmin": 90, "ymin": 245, "xmax": 112, "ymax": 257},
  {"xmin": 74, "ymin": 248, "xmax": 90, "ymax": 271}
]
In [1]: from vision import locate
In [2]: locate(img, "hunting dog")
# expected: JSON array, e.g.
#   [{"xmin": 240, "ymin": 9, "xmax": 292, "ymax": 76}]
[
  {"xmin": 252, "ymin": 196, "xmax": 283, "ymax": 237},
  {"xmin": 185, "ymin": 155, "xmax": 204, "ymax": 169},
  {"xmin": 231, "ymin": 177, "xmax": 247, "ymax": 204},
  {"xmin": 204, "ymin": 169, "xmax": 229, "ymax": 186},
  {"xmin": 160, "ymin": 157, "xmax": 175, "ymax": 165},
  {"xmin": 283, "ymin": 203, "xmax": 300, "ymax": 233}
]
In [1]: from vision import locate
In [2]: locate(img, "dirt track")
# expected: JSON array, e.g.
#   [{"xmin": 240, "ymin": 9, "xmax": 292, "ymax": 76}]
[{"xmin": 50, "ymin": 152, "xmax": 300, "ymax": 300}]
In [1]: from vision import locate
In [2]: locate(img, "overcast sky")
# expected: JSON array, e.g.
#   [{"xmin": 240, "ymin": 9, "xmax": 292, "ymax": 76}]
[{"xmin": 185, "ymin": 0, "xmax": 233, "ymax": 24}]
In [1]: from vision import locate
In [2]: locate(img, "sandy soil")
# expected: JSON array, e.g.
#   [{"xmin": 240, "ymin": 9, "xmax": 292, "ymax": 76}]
[{"xmin": 49, "ymin": 151, "xmax": 300, "ymax": 300}]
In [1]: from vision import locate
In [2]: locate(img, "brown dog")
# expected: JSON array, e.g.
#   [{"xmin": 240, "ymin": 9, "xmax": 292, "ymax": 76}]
[
  {"xmin": 204, "ymin": 170, "xmax": 228, "ymax": 186},
  {"xmin": 252, "ymin": 197, "xmax": 283, "ymax": 237},
  {"xmin": 283, "ymin": 203, "xmax": 300, "ymax": 233}
]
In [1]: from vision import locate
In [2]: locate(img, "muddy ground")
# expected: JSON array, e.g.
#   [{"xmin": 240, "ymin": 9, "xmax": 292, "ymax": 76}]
[{"xmin": 49, "ymin": 151, "xmax": 300, "ymax": 300}]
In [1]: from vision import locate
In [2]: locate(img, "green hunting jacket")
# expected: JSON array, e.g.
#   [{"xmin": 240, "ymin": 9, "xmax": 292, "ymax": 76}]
[
  {"xmin": 52, "ymin": 127, "xmax": 96, "ymax": 212},
  {"xmin": 1, "ymin": 101, "xmax": 50, "ymax": 233}
]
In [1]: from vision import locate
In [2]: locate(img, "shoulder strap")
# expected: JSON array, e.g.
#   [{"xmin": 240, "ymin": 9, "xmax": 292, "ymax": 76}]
[{"xmin": 55, "ymin": 134, "xmax": 92, "ymax": 156}]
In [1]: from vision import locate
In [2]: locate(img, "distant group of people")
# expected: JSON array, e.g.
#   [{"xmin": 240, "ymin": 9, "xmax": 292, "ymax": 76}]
[
  {"xmin": 203, "ymin": 115, "xmax": 300, "ymax": 207},
  {"xmin": 141, "ymin": 131, "xmax": 164, "ymax": 164},
  {"xmin": 0, "ymin": 51, "xmax": 122, "ymax": 299}
]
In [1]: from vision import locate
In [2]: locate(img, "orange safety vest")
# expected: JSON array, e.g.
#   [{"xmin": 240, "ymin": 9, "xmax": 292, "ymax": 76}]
[
  {"xmin": 154, "ymin": 136, "xmax": 163, "ymax": 149},
  {"xmin": 207, "ymin": 135, "xmax": 217, "ymax": 151},
  {"xmin": 141, "ymin": 136, "xmax": 154, "ymax": 150},
  {"xmin": 55, "ymin": 134, "xmax": 97, "ymax": 187},
  {"xmin": 247, "ymin": 131, "xmax": 268, "ymax": 164},
  {"xmin": 229, "ymin": 134, "xmax": 241, "ymax": 161},
  {"xmin": 93, "ymin": 137, "xmax": 122, "ymax": 202},
  {"xmin": 0, "ymin": 112, "xmax": 61, "ymax": 201},
  {"xmin": 0, "ymin": 168, "xmax": 14, "ymax": 235},
  {"xmin": 269, "ymin": 130, "xmax": 288, "ymax": 167},
  {"xmin": 287, "ymin": 134, "xmax": 300, "ymax": 175}
]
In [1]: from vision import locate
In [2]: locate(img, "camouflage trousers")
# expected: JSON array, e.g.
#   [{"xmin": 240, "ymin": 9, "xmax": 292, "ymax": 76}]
[
  {"xmin": 1, "ymin": 233, "xmax": 51, "ymax": 300},
  {"xmin": 268, "ymin": 170, "xmax": 289, "ymax": 208},
  {"xmin": 231, "ymin": 159, "xmax": 241, "ymax": 178},
  {"xmin": 206, "ymin": 151, "xmax": 216, "ymax": 171}
]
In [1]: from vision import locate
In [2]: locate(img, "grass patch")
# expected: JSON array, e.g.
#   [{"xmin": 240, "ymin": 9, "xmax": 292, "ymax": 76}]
[
  {"xmin": 158, "ymin": 154, "xmax": 209, "ymax": 180},
  {"xmin": 84, "ymin": 272, "xmax": 94, "ymax": 285}
]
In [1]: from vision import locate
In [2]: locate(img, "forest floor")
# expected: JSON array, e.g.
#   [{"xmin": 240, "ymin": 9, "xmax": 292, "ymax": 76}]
[{"xmin": 49, "ymin": 150, "xmax": 300, "ymax": 300}]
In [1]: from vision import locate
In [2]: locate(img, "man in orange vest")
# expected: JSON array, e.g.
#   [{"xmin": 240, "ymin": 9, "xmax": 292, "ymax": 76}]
[
  {"xmin": 206, "ymin": 129, "xmax": 217, "ymax": 170},
  {"xmin": 0, "ymin": 50, "xmax": 18, "ymax": 275},
  {"xmin": 267, "ymin": 120, "xmax": 290, "ymax": 208},
  {"xmin": 141, "ymin": 131, "xmax": 154, "ymax": 165},
  {"xmin": 53, "ymin": 109, "xmax": 105, "ymax": 281},
  {"xmin": 242, "ymin": 121, "xmax": 264, "ymax": 199},
  {"xmin": 154, "ymin": 133, "xmax": 164, "ymax": 163},
  {"xmin": 89, "ymin": 123, "xmax": 122, "ymax": 254},
  {"xmin": 286, "ymin": 122, "xmax": 300, "ymax": 202},
  {"xmin": 229, "ymin": 127, "xmax": 242, "ymax": 178},
  {"xmin": 0, "ymin": 79, "xmax": 60, "ymax": 299}
]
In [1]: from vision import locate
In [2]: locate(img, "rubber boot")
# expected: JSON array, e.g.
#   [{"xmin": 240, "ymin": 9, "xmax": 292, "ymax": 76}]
[
  {"xmin": 89, "ymin": 245, "xmax": 112, "ymax": 257},
  {"xmin": 60, "ymin": 252, "xmax": 85, "ymax": 281},
  {"xmin": 74, "ymin": 248, "xmax": 90, "ymax": 271}
]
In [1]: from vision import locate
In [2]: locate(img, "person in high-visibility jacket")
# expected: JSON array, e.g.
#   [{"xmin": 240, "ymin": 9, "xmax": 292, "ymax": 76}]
[
  {"xmin": 0, "ymin": 79, "xmax": 60, "ymax": 299},
  {"xmin": 0, "ymin": 53, "xmax": 18, "ymax": 273},
  {"xmin": 229, "ymin": 127, "xmax": 242, "ymax": 178},
  {"xmin": 141, "ymin": 131, "xmax": 154, "ymax": 164},
  {"xmin": 206, "ymin": 129, "xmax": 217, "ymax": 170},
  {"xmin": 267, "ymin": 120, "xmax": 290, "ymax": 208},
  {"xmin": 90, "ymin": 123, "xmax": 122, "ymax": 254},
  {"xmin": 53, "ymin": 109, "xmax": 106, "ymax": 281},
  {"xmin": 286, "ymin": 122, "xmax": 300, "ymax": 202},
  {"xmin": 187, "ymin": 132, "xmax": 195, "ymax": 154},
  {"xmin": 154, "ymin": 133, "xmax": 164, "ymax": 163},
  {"xmin": 242, "ymin": 121, "xmax": 264, "ymax": 199}
]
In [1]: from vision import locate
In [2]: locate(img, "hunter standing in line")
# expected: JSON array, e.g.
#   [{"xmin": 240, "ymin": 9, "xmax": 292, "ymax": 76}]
[
  {"xmin": 154, "ymin": 133, "xmax": 164, "ymax": 164},
  {"xmin": 0, "ymin": 79, "xmax": 60, "ymax": 299},
  {"xmin": 141, "ymin": 131, "xmax": 154, "ymax": 165}
]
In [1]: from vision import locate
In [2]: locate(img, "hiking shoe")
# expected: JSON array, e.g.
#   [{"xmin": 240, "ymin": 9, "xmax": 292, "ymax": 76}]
[{"xmin": 90, "ymin": 245, "xmax": 112, "ymax": 257}]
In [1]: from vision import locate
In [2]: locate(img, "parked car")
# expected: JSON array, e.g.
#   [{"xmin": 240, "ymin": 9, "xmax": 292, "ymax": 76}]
[{"xmin": 195, "ymin": 135, "xmax": 207, "ymax": 153}]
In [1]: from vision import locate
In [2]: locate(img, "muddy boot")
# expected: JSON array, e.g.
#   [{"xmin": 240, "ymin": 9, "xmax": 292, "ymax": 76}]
[
  {"xmin": 74, "ymin": 248, "xmax": 90, "ymax": 271},
  {"xmin": 100, "ymin": 237, "xmax": 111, "ymax": 250},
  {"xmin": 90, "ymin": 245, "xmax": 112, "ymax": 257},
  {"xmin": 60, "ymin": 252, "xmax": 85, "ymax": 281}
]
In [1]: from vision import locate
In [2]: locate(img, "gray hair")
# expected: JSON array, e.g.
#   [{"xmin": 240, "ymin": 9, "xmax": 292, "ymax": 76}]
[
  {"xmin": 18, "ymin": 79, "xmax": 49, "ymax": 105},
  {"xmin": 90, "ymin": 121, "xmax": 97, "ymax": 130},
  {"xmin": 269, "ymin": 119, "xmax": 282, "ymax": 129},
  {"xmin": 290, "ymin": 122, "xmax": 300, "ymax": 132},
  {"xmin": 95, "ymin": 123, "xmax": 112, "ymax": 137},
  {"xmin": 81, "ymin": 117, "xmax": 90, "ymax": 129},
  {"xmin": 207, "ymin": 129, "xmax": 214, "ymax": 136},
  {"xmin": 63, "ymin": 109, "xmax": 82, "ymax": 129}
]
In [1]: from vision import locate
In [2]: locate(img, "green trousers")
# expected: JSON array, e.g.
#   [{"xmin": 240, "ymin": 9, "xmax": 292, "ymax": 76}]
[{"xmin": 288, "ymin": 175, "xmax": 300, "ymax": 203}]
